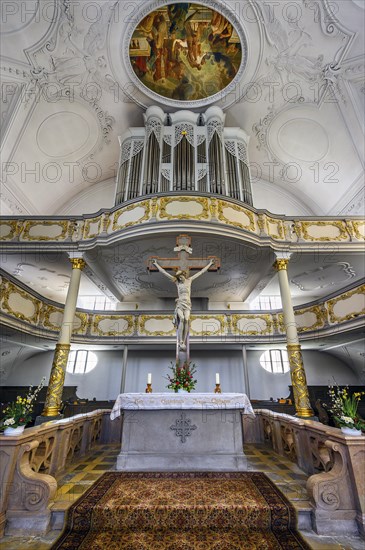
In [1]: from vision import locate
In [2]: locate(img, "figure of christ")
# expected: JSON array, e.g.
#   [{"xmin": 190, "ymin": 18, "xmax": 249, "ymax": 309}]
[{"xmin": 152, "ymin": 258, "xmax": 215, "ymax": 350}]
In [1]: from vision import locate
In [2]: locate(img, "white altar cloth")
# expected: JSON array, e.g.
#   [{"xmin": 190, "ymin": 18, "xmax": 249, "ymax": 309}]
[{"xmin": 110, "ymin": 392, "xmax": 254, "ymax": 420}]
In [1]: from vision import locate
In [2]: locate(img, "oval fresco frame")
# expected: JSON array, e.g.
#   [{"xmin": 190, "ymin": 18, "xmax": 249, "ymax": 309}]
[{"xmin": 120, "ymin": 0, "xmax": 249, "ymax": 109}]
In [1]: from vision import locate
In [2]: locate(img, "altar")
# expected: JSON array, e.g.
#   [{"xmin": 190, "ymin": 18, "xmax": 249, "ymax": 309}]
[{"xmin": 110, "ymin": 393, "xmax": 255, "ymax": 471}]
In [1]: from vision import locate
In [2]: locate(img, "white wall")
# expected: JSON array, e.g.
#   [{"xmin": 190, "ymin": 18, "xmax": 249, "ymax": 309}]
[
  {"xmin": 1, "ymin": 347, "xmax": 360, "ymax": 402},
  {"xmin": 247, "ymin": 350, "xmax": 359, "ymax": 400}
]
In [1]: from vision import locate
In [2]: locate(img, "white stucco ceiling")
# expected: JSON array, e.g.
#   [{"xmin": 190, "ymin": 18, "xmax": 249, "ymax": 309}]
[{"xmin": 0, "ymin": 0, "xmax": 364, "ymax": 217}]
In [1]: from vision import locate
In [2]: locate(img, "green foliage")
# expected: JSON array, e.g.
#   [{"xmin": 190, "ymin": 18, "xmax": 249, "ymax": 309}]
[
  {"xmin": 326, "ymin": 385, "xmax": 365, "ymax": 431},
  {"xmin": 1, "ymin": 378, "xmax": 46, "ymax": 430},
  {"xmin": 166, "ymin": 361, "xmax": 197, "ymax": 393}
]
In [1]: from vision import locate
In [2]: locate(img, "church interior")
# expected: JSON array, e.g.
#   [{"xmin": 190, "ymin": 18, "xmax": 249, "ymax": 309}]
[{"xmin": 0, "ymin": 1, "xmax": 364, "ymax": 548}]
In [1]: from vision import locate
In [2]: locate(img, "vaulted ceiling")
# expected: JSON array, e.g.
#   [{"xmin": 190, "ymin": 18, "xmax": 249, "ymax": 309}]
[{"xmin": 1, "ymin": 0, "xmax": 364, "ymax": 218}]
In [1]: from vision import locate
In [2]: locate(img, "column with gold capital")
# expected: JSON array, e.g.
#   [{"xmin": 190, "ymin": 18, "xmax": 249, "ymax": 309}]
[
  {"xmin": 273, "ymin": 257, "xmax": 314, "ymax": 418},
  {"xmin": 41, "ymin": 257, "xmax": 86, "ymax": 418}
]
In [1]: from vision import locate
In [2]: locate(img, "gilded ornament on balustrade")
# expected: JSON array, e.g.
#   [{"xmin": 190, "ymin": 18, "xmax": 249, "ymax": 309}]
[
  {"xmin": 287, "ymin": 343, "xmax": 313, "ymax": 417},
  {"xmin": 83, "ymin": 216, "xmax": 102, "ymax": 239},
  {"xmin": 294, "ymin": 305, "xmax": 326, "ymax": 333},
  {"xmin": 138, "ymin": 315, "xmax": 175, "ymax": 336},
  {"xmin": 158, "ymin": 197, "xmax": 210, "ymax": 220},
  {"xmin": 112, "ymin": 200, "xmax": 151, "ymax": 231},
  {"xmin": 0, "ymin": 221, "xmax": 18, "ymax": 240},
  {"xmin": 22, "ymin": 220, "xmax": 68, "ymax": 241},
  {"xmin": 190, "ymin": 315, "xmax": 227, "ymax": 336},
  {"xmin": 217, "ymin": 200, "xmax": 256, "ymax": 232},
  {"xmin": 326, "ymin": 284, "xmax": 365, "ymax": 323},
  {"xmin": 266, "ymin": 216, "xmax": 285, "ymax": 240},
  {"xmin": 298, "ymin": 221, "xmax": 348, "ymax": 242},
  {"xmin": 350, "ymin": 221, "xmax": 365, "ymax": 240},
  {"xmin": 231, "ymin": 314, "xmax": 273, "ymax": 335},
  {"xmin": 2, "ymin": 281, "xmax": 41, "ymax": 324},
  {"xmin": 42, "ymin": 343, "xmax": 71, "ymax": 416},
  {"xmin": 42, "ymin": 305, "xmax": 87, "ymax": 334},
  {"xmin": 92, "ymin": 314, "xmax": 135, "ymax": 336},
  {"xmin": 209, "ymin": 198, "xmax": 218, "ymax": 218}
]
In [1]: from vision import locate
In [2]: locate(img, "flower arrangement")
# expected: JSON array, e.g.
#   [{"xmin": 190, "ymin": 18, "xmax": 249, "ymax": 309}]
[
  {"xmin": 326, "ymin": 384, "xmax": 365, "ymax": 431},
  {"xmin": 1, "ymin": 378, "xmax": 46, "ymax": 431},
  {"xmin": 166, "ymin": 361, "xmax": 197, "ymax": 393}
]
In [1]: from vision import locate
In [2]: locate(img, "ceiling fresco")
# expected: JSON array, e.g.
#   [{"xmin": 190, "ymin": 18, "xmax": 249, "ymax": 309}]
[{"xmin": 129, "ymin": 3, "xmax": 244, "ymax": 101}]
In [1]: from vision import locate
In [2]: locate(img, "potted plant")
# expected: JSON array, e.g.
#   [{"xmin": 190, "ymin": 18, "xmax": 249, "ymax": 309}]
[
  {"xmin": 1, "ymin": 378, "xmax": 46, "ymax": 436},
  {"xmin": 166, "ymin": 361, "xmax": 197, "ymax": 393},
  {"xmin": 326, "ymin": 385, "xmax": 365, "ymax": 436}
]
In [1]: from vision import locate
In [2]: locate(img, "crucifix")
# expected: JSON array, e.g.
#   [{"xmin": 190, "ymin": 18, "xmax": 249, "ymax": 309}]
[{"xmin": 147, "ymin": 235, "xmax": 220, "ymax": 362}]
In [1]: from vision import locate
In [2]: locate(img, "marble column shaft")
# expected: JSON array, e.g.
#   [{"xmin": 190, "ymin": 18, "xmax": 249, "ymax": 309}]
[
  {"xmin": 274, "ymin": 258, "xmax": 313, "ymax": 418},
  {"xmin": 42, "ymin": 258, "xmax": 86, "ymax": 416}
]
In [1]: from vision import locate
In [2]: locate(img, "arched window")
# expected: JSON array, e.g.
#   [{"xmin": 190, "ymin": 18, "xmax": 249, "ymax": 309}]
[
  {"xmin": 260, "ymin": 350, "xmax": 289, "ymax": 374},
  {"xmin": 66, "ymin": 350, "xmax": 97, "ymax": 374}
]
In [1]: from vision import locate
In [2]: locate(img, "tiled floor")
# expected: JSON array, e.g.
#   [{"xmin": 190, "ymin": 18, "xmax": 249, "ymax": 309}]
[{"xmin": 0, "ymin": 444, "xmax": 364, "ymax": 549}]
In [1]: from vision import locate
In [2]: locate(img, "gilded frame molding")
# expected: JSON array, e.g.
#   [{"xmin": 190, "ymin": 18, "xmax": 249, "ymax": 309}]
[
  {"xmin": 217, "ymin": 200, "xmax": 256, "ymax": 232},
  {"xmin": 158, "ymin": 196, "xmax": 210, "ymax": 221},
  {"xmin": 138, "ymin": 315, "xmax": 175, "ymax": 336},
  {"xmin": 92, "ymin": 314, "xmax": 135, "ymax": 336},
  {"xmin": 231, "ymin": 314, "xmax": 273, "ymax": 335},
  {"xmin": 21, "ymin": 220, "xmax": 69, "ymax": 241},
  {"xmin": 112, "ymin": 201, "xmax": 151, "ymax": 231},
  {"xmin": 326, "ymin": 284, "xmax": 365, "ymax": 323}
]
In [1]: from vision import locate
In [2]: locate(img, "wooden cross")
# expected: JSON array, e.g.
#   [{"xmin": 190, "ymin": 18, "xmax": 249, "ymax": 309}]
[{"xmin": 147, "ymin": 234, "xmax": 220, "ymax": 275}]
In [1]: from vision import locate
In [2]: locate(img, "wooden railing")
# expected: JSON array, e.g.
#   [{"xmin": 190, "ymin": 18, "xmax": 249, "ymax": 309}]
[{"xmin": 0, "ymin": 410, "xmax": 121, "ymax": 537}]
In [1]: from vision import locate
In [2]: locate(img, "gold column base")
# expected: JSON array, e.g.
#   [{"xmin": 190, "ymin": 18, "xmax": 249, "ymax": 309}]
[
  {"xmin": 145, "ymin": 383, "xmax": 152, "ymax": 393},
  {"xmin": 214, "ymin": 383, "xmax": 222, "ymax": 394},
  {"xmin": 287, "ymin": 343, "xmax": 314, "ymax": 417},
  {"xmin": 42, "ymin": 343, "xmax": 71, "ymax": 417}
]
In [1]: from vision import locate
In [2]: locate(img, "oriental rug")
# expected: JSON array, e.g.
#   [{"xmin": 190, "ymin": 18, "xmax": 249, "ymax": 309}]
[{"xmin": 52, "ymin": 471, "xmax": 311, "ymax": 549}]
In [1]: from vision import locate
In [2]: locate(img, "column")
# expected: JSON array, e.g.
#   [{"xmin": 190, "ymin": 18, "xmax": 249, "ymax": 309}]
[
  {"xmin": 42, "ymin": 257, "xmax": 86, "ymax": 417},
  {"xmin": 273, "ymin": 257, "xmax": 313, "ymax": 418},
  {"xmin": 242, "ymin": 345, "xmax": 250, "ymax": 398},
  {"xmin": 120, "ymin": 345, "xmax": 128, "ymax": 394}
]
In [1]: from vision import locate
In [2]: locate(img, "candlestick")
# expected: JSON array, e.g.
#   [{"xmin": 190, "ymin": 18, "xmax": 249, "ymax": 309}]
[
  {"xmin": 147, "ymin": 373, "xmax": 152, "ymax": 384},
  {"xmin": 215, "ymin": 373, "xmax": 220, "ymax": 384},
  {"xmin": 145, "ymin": 383, "xmax": 152, "ymax": 393},
  {"xmin": 214, "ymin": 383, "xmax": 221, "ymax": 394}
]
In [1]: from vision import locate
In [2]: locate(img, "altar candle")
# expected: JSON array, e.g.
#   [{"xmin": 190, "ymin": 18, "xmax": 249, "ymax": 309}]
[
  {"xmin": 216, "ymin": 373, "xmax": 220, "ymax": 384},
  {"xmin": 147, "ymin": 373, "xmax": 152, "ymax": 384}
]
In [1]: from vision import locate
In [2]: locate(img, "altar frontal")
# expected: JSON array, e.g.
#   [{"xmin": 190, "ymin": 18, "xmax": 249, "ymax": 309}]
[{"xmin": 111, "ymin": 393, "xmax": 254, "ymax": 471}]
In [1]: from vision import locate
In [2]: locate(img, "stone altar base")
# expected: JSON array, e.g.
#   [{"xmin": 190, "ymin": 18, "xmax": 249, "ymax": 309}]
[{"xmin": 116, "ymin": 409, "xmax": 247, "ymax": 471}]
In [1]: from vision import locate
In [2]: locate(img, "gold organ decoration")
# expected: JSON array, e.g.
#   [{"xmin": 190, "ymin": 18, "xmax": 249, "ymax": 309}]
[
  {"xmin": 42, "ymin": 344, "xmax": 71, "ymax": 417},
  {"xmin": 286, "ymin": 344, "xmax": 313, "ymax": 418}
]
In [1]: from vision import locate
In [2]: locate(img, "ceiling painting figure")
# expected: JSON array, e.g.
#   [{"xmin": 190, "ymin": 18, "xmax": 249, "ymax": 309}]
[{"xmin": 129, "ymin": 3, "xmax": 243, "ymax": 101}]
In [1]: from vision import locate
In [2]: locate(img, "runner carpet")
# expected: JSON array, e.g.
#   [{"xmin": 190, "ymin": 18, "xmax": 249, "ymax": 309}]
[{"xmin": 52, "ymin": 471, "xmax": 311, "ymax": 549}]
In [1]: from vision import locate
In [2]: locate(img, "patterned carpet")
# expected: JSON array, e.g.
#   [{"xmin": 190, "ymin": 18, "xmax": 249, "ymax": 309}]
[{"xmin": 52, "ymin": 471, "xmax": 311, "ymax": 549}]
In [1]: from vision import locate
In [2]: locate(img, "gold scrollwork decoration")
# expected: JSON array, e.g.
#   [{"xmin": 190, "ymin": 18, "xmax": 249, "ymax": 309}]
[
  {"xmin": 158, "ymin": 196, "xmax": 210, "ymax": 220},
  {"xmin": 42, "ymin": 343, "xmax": 71, "ymax": 417},
  {"xmin": 92, "ymin": 314, "xmax": 135, "ymax": 336},
  {"xmin": 265, "ymin": 216, "xmax": 285, "ymax": 240},
  {"xmin": 231, "ymin": 314, "xmax": 273, "ymax": 335},
  {"xmin": 138, "ymin": 315, "xmax": 175, "ymax": 336},
  {"xmin": 21, "ymin": 220, "xmax": 69, "ymax": 241},
  {"xmin": 217, "ymin": 200, "xmax": 256, "ymax": 232},
  {"xmin": 83, "ymin": 216, "xmax": 102, "ymax": 239},
  {"xmin": 293, "ymin": 305, "xmax": 326, "ymax": 333},
  {"xmin": 190, "ymin": 315, "xmax": 227, "ymax": 336},
  {"xmin": 113, "ymin": 200, "xmax": 151, "ymax": 231},
  {"xmin": 0, "ymin": 221, "xmax": 18, "ymax": 240},
  {"xmin": 286, "ymin": 343, "xmax": 313, "ymax": 417},
  {"xmin": 298, "ymin": 221, "xmax": 348, "ymax": 242},
  {"xmin": 350, "ymin": 221, "xmax": 365, "ymax": 240},
  {"xmin": 326, "ymin": 284, "xmax": 365, "ymax": 323},
  {"xmin": 2, "ymin": 280, "xmax": 41, "ymax": 324},
  {"xmin": 42, "ymin": 305, "xmax": 88, "ymax": 334}
]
